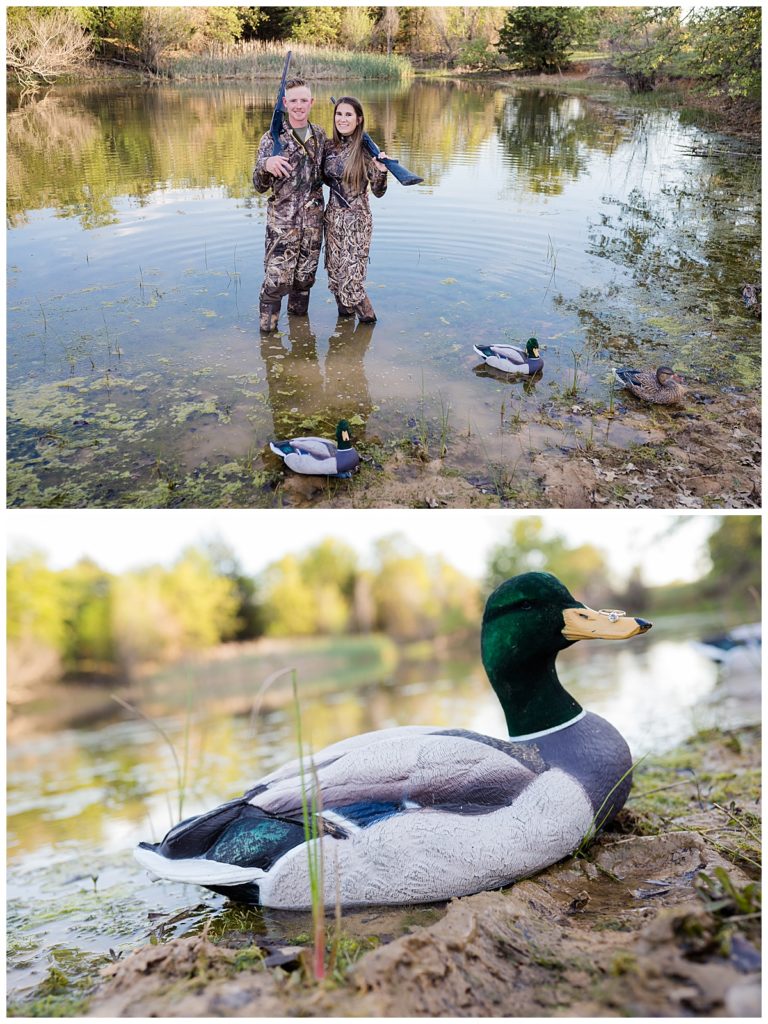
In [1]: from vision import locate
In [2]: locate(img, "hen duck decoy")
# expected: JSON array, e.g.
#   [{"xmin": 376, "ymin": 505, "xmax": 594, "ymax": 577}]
[
  {"xmin": 613, "ymin": 366, "xmax": 685, "ymax": 405},
  {"xmin": 269, "ymin": 419, "xmax": 360, "ymax": 477},
  {"xmin": 473, "ymin": 337, "xmax": 543, "ymax": 375},
  {"xmin": 134, "ymin": 572, "xmax": 651, "ymax": 909}
]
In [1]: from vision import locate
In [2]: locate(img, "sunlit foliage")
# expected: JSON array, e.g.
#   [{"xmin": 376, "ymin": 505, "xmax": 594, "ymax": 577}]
[{"xmin": 498, "ymin": 7, "xmax": 597, "ymax": 73}]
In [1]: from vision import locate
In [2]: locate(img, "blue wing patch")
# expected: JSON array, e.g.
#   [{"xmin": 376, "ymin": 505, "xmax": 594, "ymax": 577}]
[{"xmin": 333, "ymin": 801, "xmax": 405, "ymax": 827}]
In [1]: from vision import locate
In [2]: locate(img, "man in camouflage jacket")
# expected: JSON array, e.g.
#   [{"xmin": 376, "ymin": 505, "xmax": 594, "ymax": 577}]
[{"xmin": 253, "ymin": 79, "xmax": 327, "ymax": 332}]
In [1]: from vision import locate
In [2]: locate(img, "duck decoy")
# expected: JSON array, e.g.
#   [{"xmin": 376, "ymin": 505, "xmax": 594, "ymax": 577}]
[
  {"xmin": 613, "ymin": 366, "xmax": 685, "ymax": 405},
  {"xmin": 693, "ymin": 622, "xmax": 761, "ymax": 672},
  {"xmin": 740, "ymin": 282, "xmax": 761, "ymax": 318},
  {"xmin": 134, "ymin": 572, "xmax": 651, "ymax": 909},
  {"xmin": 473, "ymin": 337, "xmax": 543, "ymax": 375},
  {"xmin": 269, "ymin": 419, "xmax": 360, "ymax": 477}
]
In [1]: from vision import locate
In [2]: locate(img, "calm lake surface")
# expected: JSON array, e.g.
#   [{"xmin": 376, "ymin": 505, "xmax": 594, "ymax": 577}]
[
  {"xmin": 7, "ymin": 616, "xmax": 761, "ymax": 1007},
  {"xmin": 7, "ymin": 79, "xmax": 760, "ymax": 507}
]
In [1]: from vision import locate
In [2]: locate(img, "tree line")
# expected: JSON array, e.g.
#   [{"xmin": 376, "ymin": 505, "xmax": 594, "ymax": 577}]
[
  {"xmin": 7, "ymin": 6, "xmax": 760, "ymax": 102},
  {"xmin": 7, "ymin": 517, "xmax": 759, "ymax": 690}
]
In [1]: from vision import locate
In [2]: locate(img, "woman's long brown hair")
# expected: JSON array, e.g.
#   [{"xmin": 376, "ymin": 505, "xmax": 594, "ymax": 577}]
[{"xmin": 332, "ymin": 96, "xmax": 368, "ymax": 194}]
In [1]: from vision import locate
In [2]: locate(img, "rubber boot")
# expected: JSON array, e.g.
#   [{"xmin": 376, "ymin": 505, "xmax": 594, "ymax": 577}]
[
  {"xmin": 287, "ymin": 290, "xmax": 310, "ymax": 316},
  {"xmin": 356, "ymin": 296, "xmax": 377, "ymax": 324},
  {"xmin": 259, "ymin": 301, "xmax": 280, "ymax": 333},
  {"xmin": 335, "ymin": 296, "xmax": 355, "ymax": 319}
]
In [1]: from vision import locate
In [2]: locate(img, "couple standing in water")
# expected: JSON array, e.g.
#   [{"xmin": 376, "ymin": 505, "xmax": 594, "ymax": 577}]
[{"xmin": 253, "ymin": 78, "xmax": 388, "ymax": 332}]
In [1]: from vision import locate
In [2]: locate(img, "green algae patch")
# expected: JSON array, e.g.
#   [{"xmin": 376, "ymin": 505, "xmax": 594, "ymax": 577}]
[
  {"xmin": 9, "ymin": 381, "xmax": 90, "ymax": 431},
  {"xmin": 645, "ymin": 315, "xmax": 689, "ymax": 336},
  {"xmin": 171, "ymin": 399, "xmax": 219, "ymax": 424}
]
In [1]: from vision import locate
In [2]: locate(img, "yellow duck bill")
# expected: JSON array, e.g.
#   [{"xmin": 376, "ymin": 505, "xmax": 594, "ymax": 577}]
[{"xmin": 561, "ymin": 606, "xmax": 652, "ymax": 641}]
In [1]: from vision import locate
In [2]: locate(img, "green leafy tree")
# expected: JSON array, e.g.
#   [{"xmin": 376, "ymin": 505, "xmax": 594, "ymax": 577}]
[
  {"xmin": 189, "ymin": 6, "xmax": 242, "ymax": 48},
  {"xmin": 160, "ymin": 548, "xmax": 241, "ymax": 647},
  {"xmin": 498, "ymin": 6, "xmax": 595, "ymax": 73},
  {"xmin": 433, "ymin": 557, "xmax": 482, "ymax": 634},
  {"xmin": 260, "ymin": 540, "xmax": 359, "ymax": 637},
  {"xmin": 704, "ymin": 516, "xmax": 761, "ymax": 602},
  {"xmin": 289, "ymin": 7, "xmax": 343, "ymax": 46},
  {"xmin": 235, "ymin": 7, "xmax": 266, "ymax": 41},
  {"xmin": 300, "ymin": 539, "xmax": 358, "ymax": 601},
  {"xmin": 370, "ymin": 535, "xmax": 439, "ymax": 641},
  {"xmin": 59, "ymin": 558, "xmax": 115, "ymax": 670},
  {"xmin": 8, "ymin": 551, "xmax": 68, "ymax": 697},
  {"xmin": 253, "ymin": 6, "xmax": 293, "ymax": 41},
  {"xmin": 687, "ymin": 6, "xmax": 761, "ymax": 100},
  {"xmin": 78, "ymin": 6, "xmax": 143, "ymax": 60},
  {"xmin": 604, "ymin": 7, "xmax": 686, "ymax": 93},
  {"xmin": 339, "ymin": 6, "xmax": 375, "ymax": 50},
  {"xmin": 7, "ymin": 551, "xmax": 67, "ymax": 650},
  {"xmin": 203, "ymin": 538, "xmax": 265, "ymax": 641},
  {"xmin": 112, "ymin": 548, "xmax": 240, "ymax": 673},
  {"xmin": 261, "ymin": 554, "xmax": 319, "ymax": 637}
]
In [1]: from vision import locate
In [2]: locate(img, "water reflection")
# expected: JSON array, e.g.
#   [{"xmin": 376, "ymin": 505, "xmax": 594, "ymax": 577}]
[
  {"xmin": 260, "ymin": 315, "xmax": 374, "ymax": 445},
  {"xmin": 496, "ymin": 90, "xmax": 626, "ymax": 195},
  {"xmin": 7, "ymin": 79, "xmax": 760, "ymax": 506}
]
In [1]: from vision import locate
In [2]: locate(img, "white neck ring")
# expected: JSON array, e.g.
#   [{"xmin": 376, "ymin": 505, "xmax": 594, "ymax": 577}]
[{"xmin": 507, "ymin": 709, "xmax": 586, "ymax": 742}]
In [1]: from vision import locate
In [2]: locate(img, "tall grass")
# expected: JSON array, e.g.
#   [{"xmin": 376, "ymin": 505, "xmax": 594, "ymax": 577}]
[
  {"xmin": 291, "ymin": 673, "xmax": 326, "ymax": 982},
  {"xmin": 112, "ymin": 693, "xmax": 189, "ymax": 823},
  {"xmin": 170, "ymin": 41, "xmax": 412, "ymax": 82}
]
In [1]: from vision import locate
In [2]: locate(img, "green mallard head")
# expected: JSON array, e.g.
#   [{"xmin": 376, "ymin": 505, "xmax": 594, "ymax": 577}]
[
  {"xmin": 526, "ymin": 337, "xmax": 540, "ymax": 359},
  {"xmin": 335, "ymin": 419, "xmax": 353, "ymax": 450},
  {"xmin": 481, "ymin": 572, "xmax": 651, "ymax": 736}
]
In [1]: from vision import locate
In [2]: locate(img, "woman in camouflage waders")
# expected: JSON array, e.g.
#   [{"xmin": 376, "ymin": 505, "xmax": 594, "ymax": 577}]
[{"xmin": 322, "ymin": 97, "xmax": 388, "ymax": 323}]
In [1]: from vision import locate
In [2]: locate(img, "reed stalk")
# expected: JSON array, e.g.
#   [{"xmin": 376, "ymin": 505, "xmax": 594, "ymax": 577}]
[{"xmin": 291, "ymin": 673, "xmax": 326, "ymax": 981}]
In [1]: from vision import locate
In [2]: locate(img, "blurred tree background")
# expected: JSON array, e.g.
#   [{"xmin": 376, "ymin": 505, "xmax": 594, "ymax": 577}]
[{"xmin": 7, "ymin": 516, "xmax": 760, "ymax": 696}]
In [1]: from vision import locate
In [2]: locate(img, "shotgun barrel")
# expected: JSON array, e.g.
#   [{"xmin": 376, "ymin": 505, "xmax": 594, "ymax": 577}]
[
  {"xmin": 331, "ymin": 98, "xmax": 423, "ymax": 186},
  {"xmin": 270, "ymin": 51, "xmax": 292, "ymax": 156}
]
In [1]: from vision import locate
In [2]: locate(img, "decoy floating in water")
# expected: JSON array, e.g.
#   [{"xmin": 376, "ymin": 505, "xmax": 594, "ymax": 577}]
[
  {"xmin": 613, "ymin": 366, "xmax": 685, "ymax": 405},
  {"xmin": 269, "ymin": 419, "xmax": 360, "ymax": 477},
  {"xmin": 134, "ymin": 572, "xmax": 652, "ymax": 909},
  {"xmin": 473, "ymin": 337, "xmax": 543, "ymax": 375},
  {"xmin": 693, "ymin": 622, "xmax": 761, "ymax": 673}
]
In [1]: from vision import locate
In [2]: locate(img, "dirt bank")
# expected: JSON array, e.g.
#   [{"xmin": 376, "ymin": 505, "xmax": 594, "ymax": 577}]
[
  {"xmin": 89, "ymin": 724, "xmax": 761, "ymax": 1017},
  {"xmin": 276, "ymin": 386, "xmax": 761, "ymax": 509}
]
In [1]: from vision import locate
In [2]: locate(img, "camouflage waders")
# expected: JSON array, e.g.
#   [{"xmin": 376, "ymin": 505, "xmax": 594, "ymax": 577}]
[
  {"xmin": 322, "ymin": 141, "xmax": 387, "ymax": 322},
  {"xmin": 253, "ymin": 122, "xmax": 327, "ymax": 331}
]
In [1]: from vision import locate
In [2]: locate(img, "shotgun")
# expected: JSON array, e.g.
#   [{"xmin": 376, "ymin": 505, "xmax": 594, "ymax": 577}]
[
  {"xmin": 270, "ymin": 51, "xmax": 292, "ymax": 156},
  {"xmin": 331, "ymin": 98, "xmax": 423, "ymax": 186}
]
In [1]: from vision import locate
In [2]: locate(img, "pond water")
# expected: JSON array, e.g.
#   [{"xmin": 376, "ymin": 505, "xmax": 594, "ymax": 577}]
[
  {"xmin": 7, "ymin": 79, "xmax": 760, "ymax": 507},
  {"xmin": 7, "ymin": 615, "xmax": 761, "ymax": 1009}
]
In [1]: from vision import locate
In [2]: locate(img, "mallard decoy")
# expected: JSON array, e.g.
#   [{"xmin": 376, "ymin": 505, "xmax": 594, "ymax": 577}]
[
  {"xmin": 473, "ymin": 337, "xmax": 543, "ymax": 375},
  {"xmin": 613, "ymin": 366, "xmax": 685, "ymax": 405},
  {"xmin": 693, "ymin": 623, "xmax": 761, "ymax": 672},
  {"xmin": 134, "ymin": 572, "xmax": 651, "ymax": 909},
  {"xmin": 269, "ymin": 419, "xmax": 360, "ymax": 477}
]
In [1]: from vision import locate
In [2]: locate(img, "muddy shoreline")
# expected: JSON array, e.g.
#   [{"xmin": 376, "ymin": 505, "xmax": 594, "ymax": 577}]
[
  {"xmin": 82, "ymin": 723, "xmax": 761, "ymax": 1018},
  {"xmin": 277, "ymin": 385, "xmax": 761, "ymax": 509}
]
